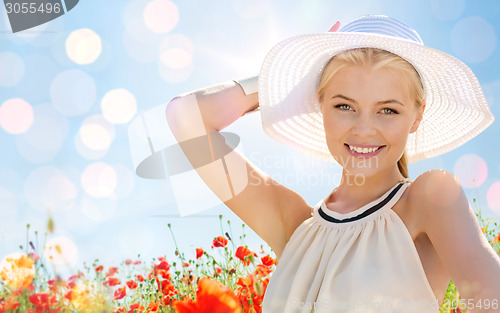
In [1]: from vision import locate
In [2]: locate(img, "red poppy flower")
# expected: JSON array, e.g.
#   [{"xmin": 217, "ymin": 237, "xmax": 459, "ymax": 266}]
[
  {"xmin": 48, "ymin": 279, "xmax": 58, "ymax": 292},
  {"xmin": 68, "ymin": 273, "xmax": 81, "ymax": 282},
  {"xmin": 153, "ymin": 259, "xmax": 171, "ymax": 280},
  {"xmin": 113, "ymin": 307, "xmax": 127, "ymax": 313},
  {"xmin": 146, "ymin": 302, "xmax": 159, "ymax": 312},
  {"xmin": 64, "ymin": 290, "xmax": 73, "ymax": 301},
  {"xmin": 172, "ymin": 277, "xmax": 242, "ymax": 313},
  {"xmin": 29, "ymin": 293, "xmax": 57, "ymax": 306},
  {"xmin": 126, "ymin": 279, "xmax": 138, "ymax": 289},
  {"xmin": 67, "ymin": 280, "xmax": 76, "ymax": 289},
  {"xmin": 114, "ymin": 286, "xmax": 127, "ymax": 300},
  {"xmin": 95, "ymin": 265, "xmax": 104, "ymax": 272},
  {"xmin": 254, "ymin": 264, "xmax": 273, "ymax": 277},
  {"xmin": 261, "ymin": 255, "xmax": 276, "ymax": 267},
  {"xmin": 29, "ymin": 292, "xmax": 58, "ymax": 312},
  {"xmin": 157, "ymin": 278, "xmax": 178, "ymax": 298},
  {"xmin": 494, "ymin": 234, "xmax": 500, "ymax": 244},
  {"xmin": 106, "ymin": 266, "xmax": 119, "ymax": 277},
  {"xmin": 136, "ymin": 274, "xmax": 145, "ymax": 282},
  {"xmin": 236, "ymin": 274, "xmax": 267, "ymax": 312},
  {"xmin": 0, "ymin": 297, "xmax": 20, "ymax": 311},
  {"xmin": 128, "ymin": 303, "xmax": 144, "ymax": 312},
  {"xmin": 104, "ymin": 277, "xmax": 121, "ymax": 287},
  {"xmin": 235, "ymin": 246, "xmax": 254, "ymax": 266},
  {"xmin": 125, "ymin": 259, "xmax": 133, "ymax": 265},
  {"xmin": 212, "ymin": 236, "xmax": 228, "ymax": 248},
  {"xmin": 195, "ymin": 248, "xmax": 204, "ymax": 259}
]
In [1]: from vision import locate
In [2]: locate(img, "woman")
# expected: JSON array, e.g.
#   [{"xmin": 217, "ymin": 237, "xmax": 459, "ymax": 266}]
[{"xmin": 166, "ymin": 15, "xmax": 500, "ymax": 312}]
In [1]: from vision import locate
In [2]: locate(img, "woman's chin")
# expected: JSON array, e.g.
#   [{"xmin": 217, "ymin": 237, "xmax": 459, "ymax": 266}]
[{"xmin": 342, "ymin": 167, "xmax": 379, "ymax": 179}]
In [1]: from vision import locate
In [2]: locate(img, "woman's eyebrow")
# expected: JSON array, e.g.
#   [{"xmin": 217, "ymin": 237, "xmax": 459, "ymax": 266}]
[
  {"xmin": 331, "ymin": 94, "xmax": 356, "ymax": 103},
  {"xmin": 377, "ymin": 99, "xmax": 405, "ymax": 107},
  {"xmin": 331, "ymin": 94, "xmax": 405, "ymax": 107}
]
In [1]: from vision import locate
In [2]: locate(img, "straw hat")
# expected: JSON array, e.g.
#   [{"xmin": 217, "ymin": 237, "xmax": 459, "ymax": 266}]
[{"xmin": 258, "ymin": 15, "xmax": 494, "ymax": 163}]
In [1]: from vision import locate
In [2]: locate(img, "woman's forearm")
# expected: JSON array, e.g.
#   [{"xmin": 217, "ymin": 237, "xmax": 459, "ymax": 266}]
[{"xmin": 165, "ymin": 78, "xmax": 259, "ymax": 138}]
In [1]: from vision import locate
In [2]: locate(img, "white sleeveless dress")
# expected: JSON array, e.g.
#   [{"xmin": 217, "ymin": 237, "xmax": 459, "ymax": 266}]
[{"xmin": 262, "ymin": 179, "xmax": 440, "ymax": 313}]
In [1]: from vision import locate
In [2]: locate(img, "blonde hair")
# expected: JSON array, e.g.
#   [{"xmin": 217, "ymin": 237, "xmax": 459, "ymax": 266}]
[{"xmin": 317, "ymin": 48, "xmax": 424, "ymax": 178}]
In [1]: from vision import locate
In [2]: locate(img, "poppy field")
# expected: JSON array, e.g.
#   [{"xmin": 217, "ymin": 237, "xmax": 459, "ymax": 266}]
[{"xmin": 1, "ymin": 208, "xmax": 499, "ymax": 313}]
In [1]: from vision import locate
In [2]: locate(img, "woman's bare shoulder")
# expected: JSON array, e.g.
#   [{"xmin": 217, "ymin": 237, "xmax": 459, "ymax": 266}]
[{"xmin": 407, "ymin": 169, "xmax": 464, "ymax": 213}]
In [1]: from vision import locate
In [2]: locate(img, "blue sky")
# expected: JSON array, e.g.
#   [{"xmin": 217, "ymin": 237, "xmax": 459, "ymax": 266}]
[{"xmin": 0, "ymin": 0, "xmax": 499, "ymax": 274}]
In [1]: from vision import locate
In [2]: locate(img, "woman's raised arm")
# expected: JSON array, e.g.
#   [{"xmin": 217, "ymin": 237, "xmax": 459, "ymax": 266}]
[{"xmin": 165, "ymin": 78, "xmax": 311, "ymax": 258}]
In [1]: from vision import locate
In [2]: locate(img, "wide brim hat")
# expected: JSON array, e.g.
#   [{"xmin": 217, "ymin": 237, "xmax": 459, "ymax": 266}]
[{"xmin": 258, "ymin": 15, "xmax": 494, "ymax": 164}]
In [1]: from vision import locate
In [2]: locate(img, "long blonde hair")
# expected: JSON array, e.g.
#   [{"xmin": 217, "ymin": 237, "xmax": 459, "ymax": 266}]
[{"xmin": 317, "ymin": 48, "xmax": 424, "ymax": 178}]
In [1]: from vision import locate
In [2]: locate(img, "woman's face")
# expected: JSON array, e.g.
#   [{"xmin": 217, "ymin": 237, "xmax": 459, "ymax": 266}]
[{"xmin": 320, "ymin": 64, "xmax": 424, "ymax": 178}]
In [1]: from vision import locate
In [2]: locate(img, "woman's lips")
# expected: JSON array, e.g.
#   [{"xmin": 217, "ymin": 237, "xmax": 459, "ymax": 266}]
[{"xmin": 344, "ymin": 143, "xmax": 385, "ymax": 159}]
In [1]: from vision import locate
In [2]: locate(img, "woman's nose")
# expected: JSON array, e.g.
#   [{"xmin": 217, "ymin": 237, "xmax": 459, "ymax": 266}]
[{"xmin": 352, "ymin": 114, "xmax": 377, "ymax": 137}]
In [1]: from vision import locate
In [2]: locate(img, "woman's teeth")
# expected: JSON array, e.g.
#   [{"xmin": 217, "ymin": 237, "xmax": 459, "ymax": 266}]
[{"xmin": 348, "ymin": 145, "xmax": 382, "ymax": 154}]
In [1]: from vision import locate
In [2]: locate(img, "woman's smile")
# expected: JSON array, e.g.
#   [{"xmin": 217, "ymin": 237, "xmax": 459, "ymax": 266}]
[{"xmin": 345, "ymin": 143, "xmax": 386, "ymax": 159}]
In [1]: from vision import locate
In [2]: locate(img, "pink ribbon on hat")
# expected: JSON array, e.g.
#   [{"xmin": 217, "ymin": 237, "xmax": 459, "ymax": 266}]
[{"xmin": 329, "ymin": 21, "xmax": 340, "ymax": 32}]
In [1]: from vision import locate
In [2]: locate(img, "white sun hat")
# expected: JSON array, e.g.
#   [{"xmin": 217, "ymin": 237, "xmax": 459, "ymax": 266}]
[{"xmin": 258, "ymin": 15, "xmax": 494, "ymax": 164}]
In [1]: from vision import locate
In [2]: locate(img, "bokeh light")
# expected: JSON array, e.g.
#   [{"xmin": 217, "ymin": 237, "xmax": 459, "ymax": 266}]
[
  {"xmin": 159, "ymin": 34, "xmax": 193, "ymax": 69},
  {"xmin": 77, "ymin": 115, "xmax": 115, "ymax": 153},
  {"xmin": 74, "ymin": 134, "xmax": 109, "ymax": 160},
  {"xmin": 0, "ymin": 52, "xmax": 25, "ymax": 87},
  {"xmin": 24, "ymin": 167, "xmax": 77, "ymax": 213},
  {"xmin": 158, "ymin": 34, "xmax": 194, "ymax": 83},
  {"xmin": 161, "ymin": 48, "xmax": 191, "ymax": 69},
  {"xmin": 50, "ymin": 69, "xmax": 97, "ymax": 116},
  {"xmin": 101, "ymin": 89, "xmax": 137, "ymax": 124},
  {"xmin": 0, "ymin": 98, "xmax": 34, "ymax": 134},
  {"xmin": 453, "ymin": 154, "xmax": 488, "ymax": 188},
  {"xmin": 65, "ymin": 28, "xmax": 103, "ymax": 65},
  {"xmin": 16, "ymin": 103, "xmax": 68, "ymax": 163},
  {"xmin": 122, "ymin": 0, "xmax": 163, "ymax": 63},
  {"xmin": 81, "ymin": 163, "xmax": 117, "ymax": 198},
  {"xmin": 44, "ymin": 236, "xmax": 79, "ymax": 268},
  {"xmin": 143, "ymin": 0, "xmax": 179, "ymax": 34},
  {"xmin": 487, "ymin": 182, "xmax": 500, "ymax": 214},
  {"xmin": 451, "ymin": 16, "xmax": 497, "ymax": 63},
  {"xmin": 430, "ymin": 0, "xmax": 465, "ymax": 21},
  {"xmin": 81, "ymin": 124, "xmax": 112, "ymax": 150}
]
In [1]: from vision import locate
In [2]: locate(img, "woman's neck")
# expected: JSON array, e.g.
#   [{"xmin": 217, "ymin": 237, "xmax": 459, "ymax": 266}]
[{"xmin": 326, "ymin": 166, "xmax": 405, "ymax": 213}]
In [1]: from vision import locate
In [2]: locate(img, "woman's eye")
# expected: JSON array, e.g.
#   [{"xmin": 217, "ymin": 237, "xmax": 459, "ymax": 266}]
[
  {"xmin": 381, "ymin": 108, "xmax": 398, "ymax": 114},
  {"xmin": 335, "ymin": 104, "xmax": 351, "ymax": 111}
]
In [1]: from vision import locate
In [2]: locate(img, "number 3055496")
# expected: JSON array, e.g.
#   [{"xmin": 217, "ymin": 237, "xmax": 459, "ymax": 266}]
[
  {"xmin": 443, "ymin": 298, "xmax": 498, "ymax": 310},
  {"xmin": 5, "ymin": 2, "xmax": 61, "ymax": 14}
]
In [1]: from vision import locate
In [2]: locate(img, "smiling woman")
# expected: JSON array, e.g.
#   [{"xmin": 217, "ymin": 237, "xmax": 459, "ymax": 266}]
[{"xmin": 166, "ymin": 14, "xmax": 500, "ymax": 313}]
